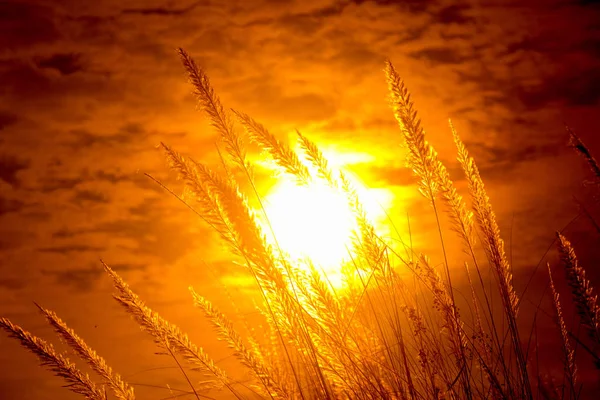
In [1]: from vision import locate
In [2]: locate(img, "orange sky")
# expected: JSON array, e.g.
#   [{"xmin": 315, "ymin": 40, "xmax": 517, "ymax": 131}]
[{"xmin": 2, "ymin": 0, "xmax": 600, "ymax": 398}]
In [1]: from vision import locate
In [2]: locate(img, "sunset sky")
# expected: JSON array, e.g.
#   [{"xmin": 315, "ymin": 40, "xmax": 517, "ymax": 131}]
[{"xmin": 1, "ymin": 0, "xmax": 600, "ymax": 398}]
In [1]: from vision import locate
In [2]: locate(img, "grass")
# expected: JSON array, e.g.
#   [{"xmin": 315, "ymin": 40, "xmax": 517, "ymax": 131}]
[{"xmin": 2, "ymin": 48, "xmax": 600, "ymax": 399}]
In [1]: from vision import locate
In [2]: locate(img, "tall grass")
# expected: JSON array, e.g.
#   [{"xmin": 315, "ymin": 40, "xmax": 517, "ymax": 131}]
[{"xmin": 2, "ymin": 49, "xmax": 600, "ymax": 399}]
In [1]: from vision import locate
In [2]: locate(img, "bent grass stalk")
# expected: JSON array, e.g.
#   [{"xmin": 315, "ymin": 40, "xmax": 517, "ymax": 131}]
[{"xmin": 2, "ymin": 50, "xmax": 600, "ymax": 400}]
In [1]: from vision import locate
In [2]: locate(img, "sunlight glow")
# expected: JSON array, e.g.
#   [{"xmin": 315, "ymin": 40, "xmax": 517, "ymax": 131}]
[
  {"xmin": 261, "ymin": 170, "xmax": 393, "ymax": 288},
  {"xmin": 264, "ymin": 179, "xmax": 354, "ymax": 284}
]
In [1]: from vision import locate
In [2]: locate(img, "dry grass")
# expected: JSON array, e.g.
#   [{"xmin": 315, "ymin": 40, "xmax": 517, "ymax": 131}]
[
  {"xmin": 568, "ymin": 127, "xmax": 600, "ymax": 186},
  {"xmin": 547, "ymin": 263, "xmax": 577, "ymax": 397},
  {"xmin": 0, "ymin": 318, "xmax": 107, "ymax": 400},
  {"xmin": 3, "ymin": 49, "xmax": 600, "ymax": 399},
  {"xmin": 556, "ymin": 234, "xmax": 600, "ymax": 348}
]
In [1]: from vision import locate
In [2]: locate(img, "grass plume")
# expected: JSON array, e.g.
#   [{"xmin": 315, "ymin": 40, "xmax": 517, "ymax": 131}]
[
  {"xmin": 556, "ymin": 233, "xmax": 600, "ymax": 347},
  {"xmin": 0, "ymin": 318, "xmax": 107, "ymax": 400}
]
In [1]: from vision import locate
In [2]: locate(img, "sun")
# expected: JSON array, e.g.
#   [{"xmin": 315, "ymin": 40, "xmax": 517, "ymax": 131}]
[
  {"xmin": 259, "ymin": 167, "xmax": 392, "ymax": 288},
  {"xmin": 261, "ymin": 179, "xmax": 355, "ymax": 287}
]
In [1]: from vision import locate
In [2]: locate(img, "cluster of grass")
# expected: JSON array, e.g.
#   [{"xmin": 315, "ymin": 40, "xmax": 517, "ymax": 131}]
[{"xmin": 2, "ymin": 49, "xmax": 600, "ymax": 399}]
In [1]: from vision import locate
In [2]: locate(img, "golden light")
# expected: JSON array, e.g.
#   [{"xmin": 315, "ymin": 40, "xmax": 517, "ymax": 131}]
[
  {"xmin": 260, "ymin": 161, "xmax": 393, "ymax": 289},
  {"xmin": 264, "ymin": 179, "xmax": 354, "ymax": 280}
]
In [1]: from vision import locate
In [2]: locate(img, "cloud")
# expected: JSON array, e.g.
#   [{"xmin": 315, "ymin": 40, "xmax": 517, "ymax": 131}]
[
  {"xmin": 41, "ymin": 261, "xmax": 147, "ymax": 293},
  {"xmin": 38, "ymin": 245, "xmax": 105, "ymax": 254},
  {"xmin": 41, "ymin": 263, "xmax": 105, "ymax": 292},
  {"xmin": 49, "ymin": 213, "xmax": 204, "ymax": 265},
  {"xmin": 127, "ymin": 197, "xmax": 163, "ymax": 217},
  {"xmin": 434, "ymin": 4, "xmax": 475, "ymax": 25},
  {"xmin": 577, "ymin": 0, "xmax": 600, "ymax": 7},
  {"xmin": 35, "ymin": 176, "xmax": 84, "ymax": 193},
  {"xmin": 270, "ymin": 2, "xmax": 348, "ymax": 34},
  {"xmin": 122, "ymin": 1, "xmax": 203, "ymax": 16},
  {"xmin": 70, "ymin": 189, "xmax": 110, "ymax": 206},
  {"xmin": 108, "ymin": 262, "xmax": 147, "ymax": 272},
  {"xmin": 461, "ymin": 139, "xmax": 568, "ymax": 167},
  {"xmin": 0, "ymin": 110, "xmax": 18, "ymax": 130},
  {"xmin": 0, "ymin": 57, "xmax": 124, "ymax": 124},
  {"xmin": 0, "ymin": 154, "xmax": 29, "ymax": 188},
  {"xmin": 0, "ymin": 229, "xmax": 32, "ymax": 251},
  {"xmin": 62, "ymin": 124, "xmax": 145, "ymax": 150},
  {"xmin": 0, "ymin": 2, "xmax": 61, "ymax": 50},
  {"xmin": 0, "ymin": 277, "xmax": 27, "ymax": 290},
  {"xmin": 0, "ymin": 197, "xmax": 25, "ymax": 217},
  {"xmin": 35, "ymin": 53, "xmax": 85, "ymax": 76},
  {"xmin": 409, "ymin": 47, "xmax": 473, "ymax": 65},
  {"xmin": 517, "ymin": 66, "xmax": 600, "ymax": 108},
  {"xmin": 349, "ymin": 0, "xmax": 437, "ymax": 14}
]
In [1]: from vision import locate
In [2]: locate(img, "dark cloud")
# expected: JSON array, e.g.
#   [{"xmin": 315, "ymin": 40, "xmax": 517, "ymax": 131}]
[
  {"xmin": 31, "ymin": 167, "xmax": 161, "ymax": 196},
  {"xmin": 121, "ymin": 122, "xmax": 145, "ymax": 135},
  {"xmin": 0, "ymin": 60, "xmax": 53, "ymax": 100},
  {"xmin": 91, "ymin": 170, "xmax": 166, "ymax": 193},
  {"xmin": 517, "ymin": 67, "xmax": 600, "ymax": 109},
  {"xmin": 93, "ymin": 170, "xmax": 131, "ymax": 184},
  {"xmin": 42, "ymin": 263, "xmax": 105, "ymax": 292},
  {"xmin": 63, "ymin": 127, "xmax": 140, "ymax": 149},
  {"xmin": 38, "ymin": 245, "xmax": 105, "ymax": 254},
  {"xmin": 0, "ymin": 197, "xmax": 25, "ymax": 217},
  {"xmin": 21, "ymin": 210, "xmax": 51, "ymax": 221},
  {"xmin": 0, "ymin": 110, "xmax": 19, "ymax": 131},
  {"xmin": 0, "ymin": 58, "xmax": 119, "ymax": 114},
  {"xmin": 107, "ymin": 262, "xmax": 147, "ymax": 272},
  {"xmin": 395, "ymin": 25, "xmax": 429, "ymax": 45},
  {"xmin": 52, "ymin": 228, "xmax": 76, "ymax": 239},
  {"xmin": 434, "ymin": 4, "xmax": 474, "ymax": 25},
  {"xmin": 409, "ymin": 47, "xmax": 471, "ymax": 65},
  {"xmin": 35, "ymin": 176, "xmax": 83, "ymax": 193},
  {"xmin": 122, "ymin": 1, "xmax": 203, "ymax": 16},
  {"xmin": 70, "ymin": 189, "xmax": 110, "ymax": 206},
  {"xmin": 489, "ymin": 19, "xmax": 600, "ymax": 110},
  {"xmin": 128, "ymin": 197, "xmax": 162, "ymax": 217},
  {"xmin": 88, "ymin": 218, "xmax": 197, "ymax": 263},
  {"xmin": 0, "ymin": 154, "xmax": 29, "ymax": 188},
  {"xmin": 0, "ymin": 2, "xmax": 61, "ymax": 49},
  {"xmin": 464, "ymin": 140, "xmax": 567, "ymax": 166},
  {"xmin": 581, "ymin": 37, "xmax": 600, "ymax": 58},
  {"xmin": 350, "ymin": 0, "xmax": 437, "ymax": 14},
  {"xmin": 63, "ymin": 14, "xmax": 119, "ymax": 46},
  {"xmin": 35, "ymin": 53, "xmax": 84, "ymax": 76},
  {"xmin": 502, "ymin": 35, "xmax": 556, "ymax": 56},
  {"xmin": 0, "ymin": 229, "xmax": 33, "ymax": 251},
  {"xmin": 454, "ymin": 68, "xmax": 499, "ymax": 92},
  {"xmin": 41, "ymin": 261, "xmax": 146, "ymax": 292},
  {"xmin": 0, "ymin": 277, "xmax": 27, "ymax": 290},
  {"xmin": 274, "ymin": 2, "xmax": 348, "ymax": 33},
  {"xmin": 50, "ymin": 215, "xmax": 200, "ymax": 264},
  {"xmin": 578, "ymin": 0, "xmax": 600, "ymax": 7}
]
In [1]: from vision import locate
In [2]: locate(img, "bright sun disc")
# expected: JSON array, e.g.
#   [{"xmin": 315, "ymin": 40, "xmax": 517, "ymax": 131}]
[{"xmin": 262, "ymin": 179, "xmax": 356, "ymax": 287}]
